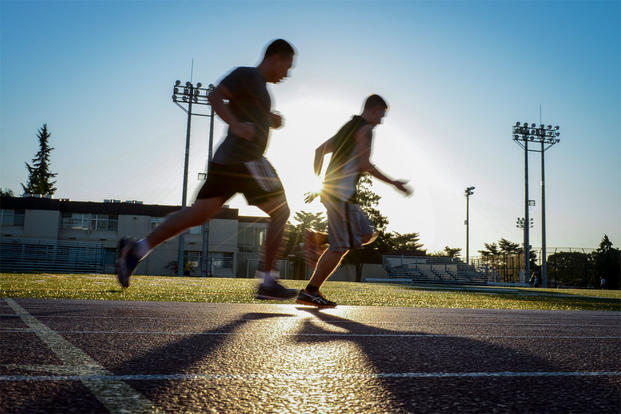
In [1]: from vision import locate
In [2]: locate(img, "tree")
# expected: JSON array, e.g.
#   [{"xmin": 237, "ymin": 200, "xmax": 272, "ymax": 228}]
[
  {"xmin": 0, "ymin": 188, "xmax": 15, "ymax": 197},
  {"xmin": 591, "ymin": 235, "xmax": 620, "ymax": 289},
  {"xmin": 479, "ymin": 238, "xmax": 536, "ymax": 283},
  {"xmin": 548, "ymin": 251, "xmax": 592, "ymax": 287},
  {"xmin": 431, "ymin": 246, "xmax": 462, "ymax": 258},
  {"xmin": 22, "ymin": 124, "xmax": 57, "ymax": 196},
  {"xmin": 283, "ymin": 210, "xmax": 327, "ymax": 256},
  {"xmin": 388, "ymin": 232, "xmax": 426, "ymax": 256}
]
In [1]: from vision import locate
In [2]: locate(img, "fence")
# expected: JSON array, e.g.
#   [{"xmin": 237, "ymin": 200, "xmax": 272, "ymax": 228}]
[
  {"xmin": 0, "ymin": 237, "xmax": 105, "ymax": 273},
  {"xmin": 470, "ymin": 247, "xmax": 596, "ymax": 286}
]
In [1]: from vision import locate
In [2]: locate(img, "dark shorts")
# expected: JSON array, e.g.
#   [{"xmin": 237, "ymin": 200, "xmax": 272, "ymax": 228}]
[{"xmin": 196, "ymin": 158, "xmax": 285, "ymax": 206}]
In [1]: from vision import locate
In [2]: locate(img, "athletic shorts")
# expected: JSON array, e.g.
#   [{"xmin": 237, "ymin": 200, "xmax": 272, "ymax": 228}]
[
  {"xmin": 321, "ymin": 195, "xmax": 375, "ymax": 252},
  {"xmin": 196, "ymin": 158, "xmax": 285, "ymax": 206}
]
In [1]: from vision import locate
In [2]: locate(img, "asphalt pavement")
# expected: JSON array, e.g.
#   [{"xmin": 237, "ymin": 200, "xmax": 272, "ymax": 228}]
[{"xmin": 1, "ymin": 297, "xmax": 620, "ymax": 413}]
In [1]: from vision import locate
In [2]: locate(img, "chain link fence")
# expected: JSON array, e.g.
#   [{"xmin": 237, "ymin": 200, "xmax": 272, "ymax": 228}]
[{"xmin": 471, "ymin": 247, "xmax": 598, "ymax": 286}]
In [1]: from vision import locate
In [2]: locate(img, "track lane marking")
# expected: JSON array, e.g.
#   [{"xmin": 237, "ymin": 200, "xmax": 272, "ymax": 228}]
[
  {"xmin": 4, "ymin": 298, "xmax": 153, "ymax": 413},
  {"xmin": 1, "ymin": 328, "xmax": 618, "ymax": 339},
  {"xmin": 1, "ymin": 313, "xmax": 618, "ymax": 328},
  {"xmin": 1, "ymin": 371, "xmax": 620, "ymax": 382}
]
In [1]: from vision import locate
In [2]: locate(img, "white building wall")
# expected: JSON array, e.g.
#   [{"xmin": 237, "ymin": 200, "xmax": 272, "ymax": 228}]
[{"xmin": 24, "ymin": 210, "xmax": 60, "ymax": 240}]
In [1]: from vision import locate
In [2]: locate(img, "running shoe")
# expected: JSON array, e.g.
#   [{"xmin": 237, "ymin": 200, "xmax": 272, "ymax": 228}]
[
  {"xmin": 116, "ymin": 238, "xmax": 139, "ymax": 288},
  {"xmin": 256, "ymin": 280, "xmax": 298, "ymax": 300},
  {"xmin": 296, "ymin": 289, "xmax": 337, "ymax": 308}
]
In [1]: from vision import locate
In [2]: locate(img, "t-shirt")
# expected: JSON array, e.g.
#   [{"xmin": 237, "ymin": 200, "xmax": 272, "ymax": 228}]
[
  {"xmin": 322, "ymin": 115, "xmax": 369, "ymax": 202},
  {"xmin": 212, "ymin": 67, "xmax": 271, "ymax": 164}
]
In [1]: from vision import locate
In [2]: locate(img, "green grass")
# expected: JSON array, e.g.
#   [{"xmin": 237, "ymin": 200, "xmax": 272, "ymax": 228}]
[{"xmin": 1, "ymin": 273, "xmax": 620, "ymax": 311}]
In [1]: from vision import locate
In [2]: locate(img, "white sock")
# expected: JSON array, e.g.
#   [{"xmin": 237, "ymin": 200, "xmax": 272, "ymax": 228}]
[
  {"xmin": 134, "ymin": 239, "xmax": 151, "ymax": 260},
  {"xmin": 262, "ymin": 271, "xmax": 276, "ymax": 286}
]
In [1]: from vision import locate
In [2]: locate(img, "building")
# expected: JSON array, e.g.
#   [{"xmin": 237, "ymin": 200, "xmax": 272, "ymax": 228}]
[{"xmin": 0, "ymin": 196, "xmax": 271, "ymax": 277}]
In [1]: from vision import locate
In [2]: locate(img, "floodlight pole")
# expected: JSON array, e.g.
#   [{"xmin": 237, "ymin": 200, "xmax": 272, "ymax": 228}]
[
  {"xmin": 172, "ymin": 81, "xmax": 214, "ymax": 277},
  {"xmin": 513, "ymin": 122, "xmax": 560, "ymax": 287},
  {"xmin": 465, "ymin": 186, "xmax": 475, "ymax": 265},
  {"xmin": 524, "ymin": 137, "xmax": 530, "ymax": 283},
  {"xmin": 178, "ymin": 86, "xmax": 194, "ymax": 277},
  {"xmin": 541, "ymin": 139, "xmax": 547, "ymax": 287},
  {"xmin": 200, "ymin": 98, "xmax": 215, "ymax": 277}
]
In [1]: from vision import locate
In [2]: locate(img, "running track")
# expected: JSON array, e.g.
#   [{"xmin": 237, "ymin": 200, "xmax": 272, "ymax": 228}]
[{"xmin": 1, "ymin": 298, "xmax": 620, "ymax": 413}]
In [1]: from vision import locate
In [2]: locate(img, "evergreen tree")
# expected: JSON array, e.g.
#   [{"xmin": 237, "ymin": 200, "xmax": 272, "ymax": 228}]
[
  {"xmin": 22, "ymin": 124, "xmax": 57, "ymax": 196},
  {"xmin": 431, "ymin": 246, "xmax": 462, "ymax": 258},
  {"xmin": 0, "ymin": 188, "xmax": 15, "ymax": 197},
  {"xmin": 591, "ymin": 235, "xmax": 620, "ymax": 289}
]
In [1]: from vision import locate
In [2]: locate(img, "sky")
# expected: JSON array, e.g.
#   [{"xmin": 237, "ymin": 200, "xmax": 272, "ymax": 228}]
[{"xmin": 1, "ymin": 0, "xmax": 619, "ymax": 258}]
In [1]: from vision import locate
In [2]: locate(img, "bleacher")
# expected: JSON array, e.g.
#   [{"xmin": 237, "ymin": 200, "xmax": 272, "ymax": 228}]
[{"xmin": 383, "ymin": 255, "xmax": 488, "ymax": 285}]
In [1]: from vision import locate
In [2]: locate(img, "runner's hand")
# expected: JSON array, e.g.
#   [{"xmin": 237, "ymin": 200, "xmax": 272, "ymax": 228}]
[
  {"xmin": 393, "ymin": 180, "xmax": 413, "ymax": 196},
  {"xmin": 270, "ymin": 112, "xmax": 283, "ymax": 128},
  {"xmin": 304, "ymin": 191, "xmax": 319, "ymax": 203},
  {"xmin": 232, "ymin": 122, "xmax": 256, "ymax": 140}
]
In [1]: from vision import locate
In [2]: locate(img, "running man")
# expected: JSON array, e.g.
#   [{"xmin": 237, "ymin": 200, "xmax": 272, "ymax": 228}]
[
  {"xmin": 297, "ymin": 94, "xmax": 412, "ymax": 308},
  {"xmin": 116, "ymin": 39, "xmax": 297, "ymax": 300}
]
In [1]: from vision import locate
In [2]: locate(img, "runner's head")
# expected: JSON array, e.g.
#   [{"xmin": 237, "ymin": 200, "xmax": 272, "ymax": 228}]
[
  {"xmin": 362, "ymin": 94, "xmax": 388, "ymax": 126},
  {"xmin": 260, "ymin": 39, "xmax": 295, "ymax": 83}
]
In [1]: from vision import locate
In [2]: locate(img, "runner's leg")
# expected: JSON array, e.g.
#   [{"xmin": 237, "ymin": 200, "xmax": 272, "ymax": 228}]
[
  {"xmin": 145, "ymin": 197, "xmax": 225, "ymax": 250},
  {"xmin": 255, "ymin": 195, "xmax": 290, "ymax": 274}
]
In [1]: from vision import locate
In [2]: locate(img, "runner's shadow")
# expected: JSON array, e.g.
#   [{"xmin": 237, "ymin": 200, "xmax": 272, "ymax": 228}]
[
  {"xmin": 293, "ymin": 307, "xmax": 620, "ymax": 413},
  {"xmin": 13, "ymin": 311, "xmax": 295, "ymax": 413},
  {"xmin": 110, "ymin": 312, "xmax": 295, "ymax": 375}
]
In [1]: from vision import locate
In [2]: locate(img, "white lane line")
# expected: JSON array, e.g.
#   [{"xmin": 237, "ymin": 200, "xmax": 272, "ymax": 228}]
[
  {"xmin": 1, "ymin": 371, "xmax": 620, "ymax": 382},
  {"xmin": 4, "ymin": 298, "xmax": 153, "ymax": 413},
  {"xmin": 1, "ymin": 314, "xmax": 618, "ymax": 328},
  {"xmin": 2, "ymin": 328, "xmax": 619, "ymax": 339}
]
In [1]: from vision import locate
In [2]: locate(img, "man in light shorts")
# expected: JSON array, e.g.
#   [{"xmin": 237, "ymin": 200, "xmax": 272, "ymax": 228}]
[
  {"xmin": 297, "ymin": 94, "xmax": 412, "ymax": 308},
  {"xmin": 116, "ymin": 39, "xmax": 297, "ymax": 300}
]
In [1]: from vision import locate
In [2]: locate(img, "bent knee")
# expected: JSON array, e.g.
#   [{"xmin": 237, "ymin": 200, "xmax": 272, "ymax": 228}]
[
  {"xmin": 361, "ymin": 232, "xmax": 379, "ymax": 245},
  {"xmin": 270, "ymin": 203, "xmax": 290, "ymax": 222}
]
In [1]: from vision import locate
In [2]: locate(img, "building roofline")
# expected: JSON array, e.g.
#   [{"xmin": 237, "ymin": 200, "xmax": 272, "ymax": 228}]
[{"xmin": 0, "ymin": 196, "xmax": 240, "ymax": 219}]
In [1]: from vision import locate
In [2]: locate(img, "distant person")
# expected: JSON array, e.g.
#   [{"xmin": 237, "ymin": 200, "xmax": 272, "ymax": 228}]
[
  {"xmin": 298, "ymin": 95, "xmax": 412, "ymax": 308},
  {"xmin": 600, "ymin": 276, "xmax": 606, "ymax": 289},
  {"xmin": 116, "ymin": 39, "xmax": 297, "ymax": 300}
]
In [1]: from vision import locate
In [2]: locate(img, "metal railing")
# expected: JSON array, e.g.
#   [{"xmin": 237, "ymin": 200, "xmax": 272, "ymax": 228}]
[{"xmin": 0, "ymin": 237, "xmax": 105, "ymax": 273}]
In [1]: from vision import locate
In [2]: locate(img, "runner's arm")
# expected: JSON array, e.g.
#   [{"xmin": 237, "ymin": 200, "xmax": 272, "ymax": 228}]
[
  {"xmin": 355, "ymin": 126, "xmax": 412, "ymax": 195},
  {"xmin": 208, "ymin": 84, "xmax": 255, "ymax": 140},
  {"xmin": 313, "ymin": 135, "xmax": 337, "ymax": 175}
]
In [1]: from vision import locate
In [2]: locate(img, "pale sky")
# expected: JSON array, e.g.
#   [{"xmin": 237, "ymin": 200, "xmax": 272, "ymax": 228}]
[{"xmin": 1, "ymin": 0, "xmax": 619, "ymax": 257}]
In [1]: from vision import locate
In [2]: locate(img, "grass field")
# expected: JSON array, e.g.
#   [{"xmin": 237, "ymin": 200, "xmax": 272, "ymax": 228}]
[{"xmin": 1, "ymin": 273, "xmax": 620, "ymax": 311}]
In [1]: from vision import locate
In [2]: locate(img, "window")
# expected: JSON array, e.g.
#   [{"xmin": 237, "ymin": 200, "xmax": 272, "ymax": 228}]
[
  {"xmin": 151, "ymin": 217, "xmax": 164, "ymax": 229},
  {"xmin": 153, "ymin": 217, "xmax": 200, "ymax": 235},
  {"xmin": 210, "ymin": 252, "xmax": 234, "ymax": 271},
  {"xmin": 62, "ymin": 213, "xmax": 89, "ymax": 230},
  {"xmin": 238, "ymin": 225, "xmax": 266, "ymax": 251},
  {"xmin": 0, "ymin": 209, "xmax": 25, "ymax": 227},
  {"xmin": 62, "ymin": 213, "xmax": 118, "ymax": 232},
  {"xmin": 92, "ymin": 215, "xmax": 118, "ymax": 231}
]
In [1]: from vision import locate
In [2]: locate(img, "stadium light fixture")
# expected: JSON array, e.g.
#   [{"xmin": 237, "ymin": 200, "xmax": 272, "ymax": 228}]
[{"xmin": 512, "ymin": 118, "xmax": 560, "ymax": 287}]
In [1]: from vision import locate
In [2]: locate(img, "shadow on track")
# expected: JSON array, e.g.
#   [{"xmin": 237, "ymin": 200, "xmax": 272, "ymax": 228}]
[{"xmin": 294, "ymin": 307, "xmax": 620, "ymax": 413}]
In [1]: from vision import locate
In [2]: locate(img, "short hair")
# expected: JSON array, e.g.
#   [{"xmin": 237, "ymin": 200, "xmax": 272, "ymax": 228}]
[
  {"xmin": 264, "ymin": 39, "xmax": 295, "ymax": 58},
  {"xmin": 363, "ymin": 94, "xmax": 388, "ymax": 111}
]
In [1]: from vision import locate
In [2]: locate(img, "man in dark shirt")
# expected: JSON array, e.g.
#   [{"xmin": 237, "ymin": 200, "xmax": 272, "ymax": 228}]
[{"xmin": 116, "ymin": 39, "xmax": 297, "ymax": 300}]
